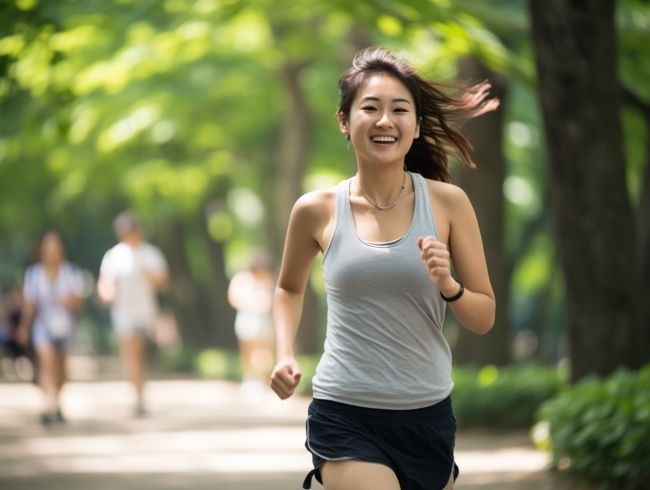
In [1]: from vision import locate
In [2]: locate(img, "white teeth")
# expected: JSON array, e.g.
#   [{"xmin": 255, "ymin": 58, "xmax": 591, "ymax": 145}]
[{"xmin": 371, "ymin": 136, "xmax": 397, "ymax": 142}]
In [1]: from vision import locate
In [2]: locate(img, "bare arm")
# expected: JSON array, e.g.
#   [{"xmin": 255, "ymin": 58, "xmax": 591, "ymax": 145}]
[
  {"xmin": 142, "ymin": 268, "xmax": 169, "ymax": 291},
  {"xmin": 228, "ymin": 273, "xmax": 252, "ymax": 311},
  {"xmin": 420, "ymin": 186, "xmax": 495, "ymax": 334},
  {"xmin": 97, "ymin": 277, "xmax": 116, "ymax": 304},
  {"xmin": 270, "ymin": 193, "xmax": 327, "ymax": 400},
  {"xmin": 17, "ymin": 301, "xmax": 36, "ymax": 346},
  {"xmin": 59, "ymin": 294, "xmax": 83, "ymax": 311}
]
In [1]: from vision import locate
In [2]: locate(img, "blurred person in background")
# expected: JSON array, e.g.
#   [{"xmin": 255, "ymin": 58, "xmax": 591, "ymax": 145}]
[
  {"xmin": 0, "ymin": 285, "xmax": 37, "ymax": 382},
  {"xmin": 97, "ymin": 212, "xmax": 169, "ymax": 417},
  {"xmin": 17, "ymin": 231, "xmax": 84, "ymax": 424},
  {"xmin": 227, "ymin": 250, "xmax": 275, "ymax": 401}
]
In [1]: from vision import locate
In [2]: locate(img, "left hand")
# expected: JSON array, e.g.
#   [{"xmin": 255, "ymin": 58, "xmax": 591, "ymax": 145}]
[
  {"xmin": 58, "ymin": 294, "xmax": 78, "ymax": 309},
  {"xmin": 417, "ymin": 236, "xmax": 459, "ymax": 297}
]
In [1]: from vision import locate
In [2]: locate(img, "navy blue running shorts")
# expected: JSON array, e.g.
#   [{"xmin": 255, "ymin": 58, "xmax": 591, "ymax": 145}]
[{"xmin": 303, "ymin": 396, "xmax": 459, "ymax": 490}]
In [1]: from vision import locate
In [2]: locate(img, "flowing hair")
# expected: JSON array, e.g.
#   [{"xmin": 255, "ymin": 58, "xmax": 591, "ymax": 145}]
[{"xmin": 337, "ymin": 47, "xmax": 499, "ymax": 183}]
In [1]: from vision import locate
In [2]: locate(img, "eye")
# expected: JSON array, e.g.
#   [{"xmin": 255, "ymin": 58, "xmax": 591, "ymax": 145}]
[
  {"xmin": 361, "ymin": 105, "xmax": 377, "ymax": 111},
  {"xmin": 394, "ymin": 107, "xmax": 408, "ymax": 113}
]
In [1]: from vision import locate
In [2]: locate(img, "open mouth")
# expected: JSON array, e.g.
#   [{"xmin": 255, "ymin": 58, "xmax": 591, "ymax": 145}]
[{"xmin": 370, "ymin": 136, "xmax": 398, "ymax": 144}]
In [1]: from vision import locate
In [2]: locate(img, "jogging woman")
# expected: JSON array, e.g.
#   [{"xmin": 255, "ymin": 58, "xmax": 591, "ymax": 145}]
[
  {"xmin": 270, "ymin": 47, "xmax": 498, "ymax": 490},
  {"xmin": 18, "ymin": 231, "xmax": 84, "ymax": 424}
]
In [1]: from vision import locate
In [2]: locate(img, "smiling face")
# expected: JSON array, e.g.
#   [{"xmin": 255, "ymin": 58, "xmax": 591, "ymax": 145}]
[
  {"xmin": 40, "ymin": 232, "xmax": 65, "ymax": 266},
  {"xmin": 339, "ymin": 74, "xmax": 420, "ymax": 168}
]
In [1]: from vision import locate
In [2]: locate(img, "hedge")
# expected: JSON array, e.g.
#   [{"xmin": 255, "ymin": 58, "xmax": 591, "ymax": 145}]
[{"xmin": 534, "ymin": 365, "xmax": 650, "ymax": 490}]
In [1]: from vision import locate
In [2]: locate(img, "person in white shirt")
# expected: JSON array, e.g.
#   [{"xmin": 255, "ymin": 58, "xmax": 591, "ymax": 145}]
[
  {"xmin": 18, "ymin": 231, "xmax": 84, "ymax": 424},
  {"xmin": 97, "ymin": 212, "xmax": 169, "ymax": 416}
]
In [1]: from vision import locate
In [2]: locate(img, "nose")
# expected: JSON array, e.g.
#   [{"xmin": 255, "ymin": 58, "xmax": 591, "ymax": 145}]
[{"xmin": 376, "ymin": 112, "xmax": 394, "ymax": 128}]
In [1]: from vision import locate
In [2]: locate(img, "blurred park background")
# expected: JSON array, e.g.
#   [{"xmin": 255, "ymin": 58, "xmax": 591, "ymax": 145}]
[{"xmin": 1, "ymin": 0, "xmax": 649, "ymax": 489}]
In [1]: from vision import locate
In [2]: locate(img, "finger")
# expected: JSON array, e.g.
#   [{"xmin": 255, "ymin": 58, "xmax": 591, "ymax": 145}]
[
  {"xmin": 421, "ymin": 249, "xmax": 451, "ymax": 262},
  {"xmin": 417, "ymin": 237, "xmax": 424, "ymax": 251},
  {"xmin": 273, "ymin": 368, "xmax": 298, "ymax": 391},
  {"xmin": 270, "ymin": 382, "xmax": 292, "ymax": 400},
  {"xmin": 270, "ymin": 373, "xmax": 295, "ymax": 398},
  {"xmin": 426, "ymin": 257, "xmax": 451, "ymax": 273},
  {"xmin": 421, "ymin": 235, "xmax": 439, "ymax": 246},
  {"xmin": 421, "ymin": 247, "xmax": 450, "ymax": 259},
  {"xmin": 419, "ymin": 237, "xmax": 446, "ymax": 256}
]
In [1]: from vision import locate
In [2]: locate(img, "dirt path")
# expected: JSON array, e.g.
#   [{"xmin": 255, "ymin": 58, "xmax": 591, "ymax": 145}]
[{"xmin": 0, "ymin": 379, "xmax": 578, "ymax": 489}]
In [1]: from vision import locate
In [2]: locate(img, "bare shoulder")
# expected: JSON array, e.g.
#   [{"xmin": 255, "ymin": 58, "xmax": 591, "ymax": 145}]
[
  {"xmin": 290, "ymin": 186, "xmax": 337, "ymax": 232},
  {"xmin": 293, "ymin": 187, "xmax": 336, "ymax": 215},
  {"xmin": 424, "ymin": 178, "xmax": 472, "ymax": 211},
  {"xmin": 285, "ymin": 186, "xmax": 338, "ymax": 258}
]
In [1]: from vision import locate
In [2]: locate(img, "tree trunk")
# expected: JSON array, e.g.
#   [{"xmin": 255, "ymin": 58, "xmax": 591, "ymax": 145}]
[
  {"xmin": 153, "ymin": 219, "xmax": 209, "ymax": 348},
  {"xmin": 453, "ymin": 57, "xmax": 510, "ymax": 366},
  {"xmin": 263, "ymin": 59, "xmax": 320, "ymax": 355},
  {"xmin": 638, "ymin": 135, "xmax": 650, "ymax": 360},
  {"xmin": 199, "ymin": 201, "xmax": 237, "ymax": 350},
  {"xmin": 623, "ymin": 87, "xmax": 650, "ymax": 362},
  {"xmin": 529, "ymin": 0, "xmax": 641, "ymax": 381}
]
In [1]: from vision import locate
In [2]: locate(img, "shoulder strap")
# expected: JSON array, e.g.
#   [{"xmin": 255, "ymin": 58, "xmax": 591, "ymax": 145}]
[{"xmin": 412, "ymin": 172, "xmax": 440, "ymax": 240}]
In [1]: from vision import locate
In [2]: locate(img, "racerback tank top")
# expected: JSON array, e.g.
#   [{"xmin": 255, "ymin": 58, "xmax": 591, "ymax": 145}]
[{"xmin": 311, "ymin": 171, "xmax": 453, "ymax": 409}]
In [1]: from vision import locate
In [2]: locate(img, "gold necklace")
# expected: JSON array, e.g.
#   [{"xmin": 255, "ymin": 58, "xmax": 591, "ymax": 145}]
[{"xmin": 353, "ymin": 172, "xmax": 406, "ymax": 210}]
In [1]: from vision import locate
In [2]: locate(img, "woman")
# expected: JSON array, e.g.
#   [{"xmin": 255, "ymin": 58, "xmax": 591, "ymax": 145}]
[
  {"xmin": 18, "ymin": 231, "xmax": 84, "ymax": 424},
  {"xmin": 270, "ymin": 47, "xmax": 498, "ymax": 490},
  {"xmin": 227, "ymin": 250, "xmax": 275, "ymax": 400}
]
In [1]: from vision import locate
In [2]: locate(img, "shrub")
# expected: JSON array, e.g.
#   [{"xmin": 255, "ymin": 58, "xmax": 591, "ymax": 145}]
[
  {"xmin": 534, "ymin": 366, "xmax": 650, "ymax": 490},
  {"xmin": 194, "ymin": 349, "xmax": 241, "ymax": 380},
  {"xmin": 295, "ymin": 354, "xmax": 320, "ymax": 396},
  {"xmin": 451, "ymin": 364, "xmax": 565, "ymax": 428}
]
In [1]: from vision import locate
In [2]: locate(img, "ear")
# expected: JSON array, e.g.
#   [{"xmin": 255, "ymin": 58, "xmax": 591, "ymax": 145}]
[
  {"xmin": 415, "ymin": 117, "xmax": 421, "ymax": 139},
  {"xmin": 338, "ymin": 112, "xmax": 349, "ymax": 136}
]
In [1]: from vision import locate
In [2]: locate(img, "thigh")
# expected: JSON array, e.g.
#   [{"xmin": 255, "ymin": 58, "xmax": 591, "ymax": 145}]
[
  {"xmin": 36, "ymin": 345, "xmax": 56, "ymax": 380},
  {"xmin": 54, "ymin": 351, "xmax": 67, "ymax": 380},
  {"xmin": 321, "ymin": 460, "xmax": 400, "ymax": 490},
  {"xmin": 121, "ymin": 335, "xmax": 146, "ymax": 359}
]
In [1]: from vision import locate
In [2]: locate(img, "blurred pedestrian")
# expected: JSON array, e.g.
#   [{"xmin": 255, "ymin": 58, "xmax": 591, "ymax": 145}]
[
  {"xmin": 270, "ymin": 47, "xmax": 498, "ymax": 490},
  {"xmin": 1, "ymin": 285, "xmax": 37, "ymax": 382},
  {"xmin": 1, "ymin": 285, "xmax": 24, "ymax": 358},
  {"xmin": 17, "ymin": 231, "xmax": 84, "ymax": 424},
  {"xmin": 227, "ymin": 250, "xmax": 275, "ymax": 400},
  {"xmin": 97, "ymin": 212, "xmax": 169, "ymax": 416}
]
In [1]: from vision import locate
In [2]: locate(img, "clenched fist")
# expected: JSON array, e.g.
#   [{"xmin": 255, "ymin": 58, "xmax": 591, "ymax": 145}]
[
  {"xmin": 417, "ymin": 236, "xmax": 460, "ymax": 298},
  {"xmin": 270, "ymin": 355, "xmax": 302, "ymax": 400}
]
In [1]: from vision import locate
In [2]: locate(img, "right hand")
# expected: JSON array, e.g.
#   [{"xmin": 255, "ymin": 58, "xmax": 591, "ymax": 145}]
[{"xmin": 270, "ymin": 356, "xmax": 302, "ymax": 400}]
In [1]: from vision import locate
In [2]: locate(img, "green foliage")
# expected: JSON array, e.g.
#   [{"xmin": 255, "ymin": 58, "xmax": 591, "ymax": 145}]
[
  {"xmin": 451, "ymin": 364, "xmax": 565, "ymax": 428},
  {"xmin": 156, "ymin": 346, "xmax": 198, "ymax": 373},
  {"xmin": 295, "ymin": 354, "xmax": 320, "ymax": 396},
  {"xmin": 194, "ymin": 348, "xmax": 241, "ymax": 380},
  {"xmin": 0, "ymin": 0, "xmax": 648, "ymax": 356},
  {"xmin": 535, "ymin": 366, "xmax": 650, "ymax": 490}
]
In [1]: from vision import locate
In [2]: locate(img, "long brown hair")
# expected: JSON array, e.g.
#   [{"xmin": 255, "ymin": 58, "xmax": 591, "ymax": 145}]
[
  {"xmin": 338, "ymin": 47, "xmax": 499, "ymax": 183},
  {"xmin": 31, "ymin": 230, "xmax": 67, "ymax": 264}
]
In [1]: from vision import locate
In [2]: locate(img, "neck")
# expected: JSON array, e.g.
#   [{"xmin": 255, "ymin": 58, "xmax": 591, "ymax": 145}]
[
  {"xmin": 123, "ymin": 237, "xmax": 142, "ymax": 247},
  {"xmin": 43, "ymin": 262, "xmax": 60, "ymax": 272},
  {"xmin": 355, "ymin": 165, "xmax": 407, "ymax": 204}
]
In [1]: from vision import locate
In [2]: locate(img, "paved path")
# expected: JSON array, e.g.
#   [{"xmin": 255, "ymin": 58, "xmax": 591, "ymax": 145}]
[{"xmin": 0, "ymin": 379, "xmax": 576, "ymax": 489}]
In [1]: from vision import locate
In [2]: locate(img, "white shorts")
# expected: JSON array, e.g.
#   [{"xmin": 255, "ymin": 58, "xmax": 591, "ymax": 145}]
[
  {"xmin": 235, "ymin": 311, "xmax": 273, "ymax": 342},
  {"xmin": 111, "ymin": 310, "xmax": 155, "ymax": 339}
]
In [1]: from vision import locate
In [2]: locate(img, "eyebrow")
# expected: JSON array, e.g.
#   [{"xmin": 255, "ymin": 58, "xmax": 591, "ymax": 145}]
[{"xmin": 360, "ymin": 96, "xmax": 412, "ymax": 104}]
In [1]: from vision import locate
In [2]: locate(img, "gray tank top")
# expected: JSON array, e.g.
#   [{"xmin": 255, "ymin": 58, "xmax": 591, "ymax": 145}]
[{"xmin": 312, "ymin": 172, "xmax": 453, "ymax": 409}]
